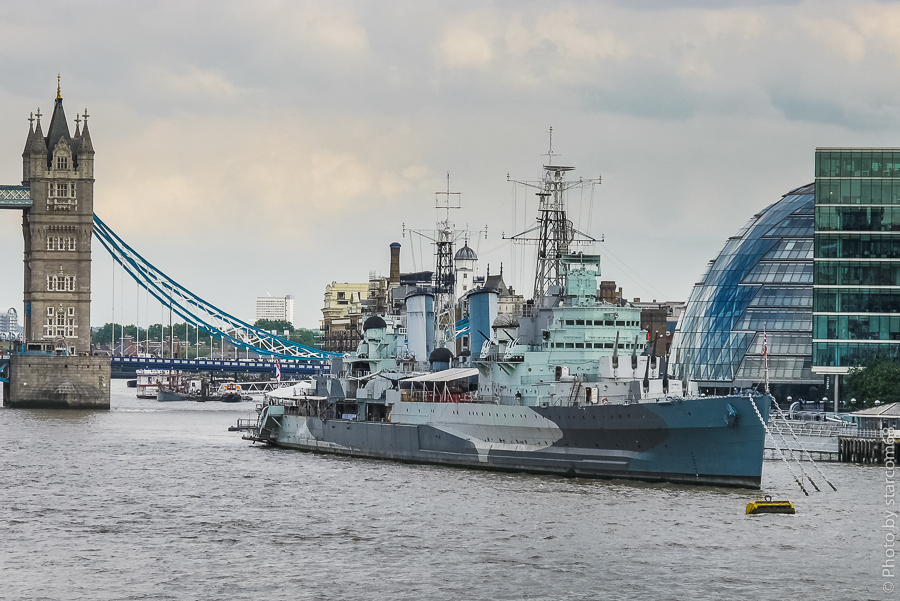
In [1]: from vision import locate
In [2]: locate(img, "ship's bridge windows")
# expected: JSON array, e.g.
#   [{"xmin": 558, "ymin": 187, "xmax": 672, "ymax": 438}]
[
  {"xmin": 575, "ymin": 343, "xmax": 584, "ymax": 348},
  {"xmin": 565, "ymin": 320, "xmax": 574, "ymax": 326},
  {"xmin": 616, "ymin": 320, "xmax": 625, "ymax": 326},
  {"xmin": 576, "ymin": 319, "xmax": 585, "ymax": 325},
  {"xmin": 605, "ymin": 320, "xmax": 613, "ymax": 326},
  {"xmin": 565, "ymin": 343, "xmax": 574, "ymax": 348}
]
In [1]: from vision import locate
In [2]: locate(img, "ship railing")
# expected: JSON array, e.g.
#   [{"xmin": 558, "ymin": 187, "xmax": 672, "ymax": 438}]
[
  {"xmin": 478, "ymin": 349, "xmax": 527, "ymax": 363},
  {"xmin": 261, "ymin": 395, "xmax": 325, "ymax": 408},
  {"xmin": 518, "ymin": 374, "xmax": 600, "ymax": 385},
  {"xmin": 407, "ymin": 390, "xmax": 478, "ymax": 404}
]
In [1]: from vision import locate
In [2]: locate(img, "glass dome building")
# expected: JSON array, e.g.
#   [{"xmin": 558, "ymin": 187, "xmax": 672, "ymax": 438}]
[{"xmin": 669, "ymin": 183, "xmax": 824, "ymax": 397}]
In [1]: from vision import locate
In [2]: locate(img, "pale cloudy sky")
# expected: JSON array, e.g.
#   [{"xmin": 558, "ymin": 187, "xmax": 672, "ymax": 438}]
[{"xmin": 1, "ymin": 0, "xmax": 899, "ymax": 328}]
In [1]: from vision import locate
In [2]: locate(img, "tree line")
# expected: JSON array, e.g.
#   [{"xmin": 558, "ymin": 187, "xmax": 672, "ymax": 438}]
[{"xmin": 91, "ymin": 319, "xmax": 321, "ymax": 350}]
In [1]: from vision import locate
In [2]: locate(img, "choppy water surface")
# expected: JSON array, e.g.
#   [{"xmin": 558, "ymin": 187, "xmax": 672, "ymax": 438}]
[{"xmin": 0, "ymin": 381, "xmax": 885, "ymax": 600}]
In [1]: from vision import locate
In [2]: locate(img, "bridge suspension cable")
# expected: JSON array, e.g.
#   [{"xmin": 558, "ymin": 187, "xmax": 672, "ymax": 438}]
[{"xmin": 92, "ymin": 215, "xmax": 336, "ymax": 362}]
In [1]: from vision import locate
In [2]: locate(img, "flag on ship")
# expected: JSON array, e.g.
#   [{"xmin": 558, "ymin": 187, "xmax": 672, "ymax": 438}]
[{"xmin": 275, "ymin": 358, "xmax": 282, "ymax": 383}]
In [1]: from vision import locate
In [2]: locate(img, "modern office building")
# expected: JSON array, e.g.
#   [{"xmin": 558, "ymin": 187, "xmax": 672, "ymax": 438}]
[
  {"xmin": 255, "ymin": 294, "xmax": 295, "ymax": 326},
  {"xmin": 669, "ymin": 183, "xmax": 824, "ymax": 399},
  {"xmin": 813, "ymin": 149, "xmax": 900, "ymax": 384}
]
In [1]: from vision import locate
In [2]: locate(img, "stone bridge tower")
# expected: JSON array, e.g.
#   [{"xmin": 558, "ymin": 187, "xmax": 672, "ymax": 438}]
[{"xmin": 21, "ymin": 82, "xmax": 94, "ymax": 354}]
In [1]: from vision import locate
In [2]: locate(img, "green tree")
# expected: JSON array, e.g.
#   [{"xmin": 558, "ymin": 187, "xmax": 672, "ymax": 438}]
[
  {"xmin": 845, "ymin": 357, "xmax": 900, "ymax": 407},
  {"xmin": 254, "ymin": 319, "xmax": 295, "ymax": 334},
  {"xmin": 291, "ymin": 328, "xmax": 321, "ymax": 348},
  {"xmin": 253, "ymin": 320, "xmax": 321, "ymax": 349}
]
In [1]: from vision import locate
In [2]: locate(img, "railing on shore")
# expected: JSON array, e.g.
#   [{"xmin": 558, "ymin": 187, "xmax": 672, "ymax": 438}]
[
  {"xmin": 764, "ymin": 447, "xmax": 839, "ymax": 462},
  {"xmin": 844, "ymin": 429, "xmax": 893, "ymax": 440},
  {"xmin": 768, "ymin": 418, "xmax": 856, "ymax": 438}
]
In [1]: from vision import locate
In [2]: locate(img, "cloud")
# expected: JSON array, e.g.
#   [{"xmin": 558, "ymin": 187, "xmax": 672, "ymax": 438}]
[
  {"xmin": 147, "ymin": 66, "xmax": 236, "ymax": 98},
  {"xmin": 230, "ymin": 1, "xmax": 370, "ymax": 59},
  {"xmin": 5, "ymin": 0, "xmax": 900, "ymax": 327}
]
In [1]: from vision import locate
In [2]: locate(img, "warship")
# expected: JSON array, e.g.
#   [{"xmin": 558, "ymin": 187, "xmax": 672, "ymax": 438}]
[{"xmin": 245, "ymin": 157, "xmax": 772, "ymax": 488}]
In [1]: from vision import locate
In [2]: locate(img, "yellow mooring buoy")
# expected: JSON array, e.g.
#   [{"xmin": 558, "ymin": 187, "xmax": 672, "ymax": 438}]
[{"xmin": 746, "ymin": 495, "xmax": 795, "ymax": 515}]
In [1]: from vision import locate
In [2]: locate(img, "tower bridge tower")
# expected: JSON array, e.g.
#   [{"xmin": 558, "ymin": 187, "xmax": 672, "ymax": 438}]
[{"xmin": 20, "ymin": 82, "xmax": 94, "ymax": 354}]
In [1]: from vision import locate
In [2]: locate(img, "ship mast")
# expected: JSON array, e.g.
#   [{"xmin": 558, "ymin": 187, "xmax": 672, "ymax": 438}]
[
  {"xmin": 403, "ymin": 174, "xmax": 469, "ymax": 350},
  {"xmin": 433, "ymin": 174, "xmax": 460, "ymax": 349},
  {"xmin": 507, "ymin": 128, "xmax": 602, "ymax": 302}
]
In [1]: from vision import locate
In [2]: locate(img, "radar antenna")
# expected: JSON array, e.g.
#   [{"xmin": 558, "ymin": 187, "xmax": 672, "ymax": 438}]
[{"xmin": 506, "ymin": 129, "xmax": 602, "ymax": 301}]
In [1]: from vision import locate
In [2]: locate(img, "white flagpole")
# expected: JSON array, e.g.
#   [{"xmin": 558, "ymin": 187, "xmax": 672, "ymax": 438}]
[{"xmin": 763, "ymin": 324, "xmax": 769, "ymax": 395}]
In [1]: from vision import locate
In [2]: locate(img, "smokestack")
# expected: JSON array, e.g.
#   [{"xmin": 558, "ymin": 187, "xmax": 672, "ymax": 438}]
[{"xmin": 389, "ymin": 242, "xmax": 401, "ymax": 284}]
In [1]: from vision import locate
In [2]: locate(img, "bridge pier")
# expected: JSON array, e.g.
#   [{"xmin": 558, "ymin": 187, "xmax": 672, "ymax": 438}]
[{"xmin": 5, "ymin": 354, "xmax": 110, "ymax": 409}]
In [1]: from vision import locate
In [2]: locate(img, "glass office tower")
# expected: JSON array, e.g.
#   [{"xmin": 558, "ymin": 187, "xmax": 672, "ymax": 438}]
[{"xmin": 813, "ymin": 148, "xmax": 900, "ymax": 379}]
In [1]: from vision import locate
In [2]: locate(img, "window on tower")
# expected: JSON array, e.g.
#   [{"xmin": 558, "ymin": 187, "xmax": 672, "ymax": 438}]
[
  {"xmin": 47, "ymin": 183, "xmax": 77, "ymax": 211},
  {"xmin": 46, "ymin": 236, "xmax": 77, "ymax": 251},
  {"xmin": 51, "ymin": 183, "xmax": 75, "ymax": 197},
  {"xmin": 57, "ymin": 156, "xmax": 68, "ymax": 170},
  {"xmin": 46, "ymin": 274, "xmax": 76, "ymax": 292}
]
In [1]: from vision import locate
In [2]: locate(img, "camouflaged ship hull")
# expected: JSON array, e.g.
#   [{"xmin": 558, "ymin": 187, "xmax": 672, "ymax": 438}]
[{"xmin": 252, "ymin": 393, "xmax": 771, "ymax": 489}]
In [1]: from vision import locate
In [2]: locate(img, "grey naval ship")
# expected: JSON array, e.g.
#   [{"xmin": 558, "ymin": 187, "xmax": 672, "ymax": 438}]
[{"xmin": 247, "ymin": 159, "xmax": 772, "ymax": 488}]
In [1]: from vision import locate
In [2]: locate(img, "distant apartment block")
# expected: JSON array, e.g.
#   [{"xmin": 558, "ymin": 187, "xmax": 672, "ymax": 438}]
[
  {"xmin": 256, "ymin": 295, "xmax": 295, "ymax": 326},
  {"xmin": 0, "ymin": 308, "xmax": 20, "ymax": 340}
]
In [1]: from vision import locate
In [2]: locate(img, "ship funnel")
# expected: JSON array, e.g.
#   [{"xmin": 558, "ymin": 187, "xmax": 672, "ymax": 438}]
[
  {"xmin": 469, "ymin": 288, "xmax": 498, "ymax": 360},
  {"xmin": 405, "ymin": 291, "xmax": 434, "ymax": 362}
]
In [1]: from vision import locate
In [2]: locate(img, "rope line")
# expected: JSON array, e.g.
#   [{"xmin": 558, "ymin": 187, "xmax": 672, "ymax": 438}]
[
  {"xmin": 771, "ymin": 403, "xmax": 838, "ymax": 492},
  {"xmin": 748, "ymin": 393, "xmax": 809, "ymax": 496}
]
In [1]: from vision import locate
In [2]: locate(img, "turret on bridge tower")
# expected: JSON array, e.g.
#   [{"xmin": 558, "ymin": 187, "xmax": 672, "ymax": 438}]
[{"xmin": 21, "ymin": 84, "xmax": 94, "ymax": 354}]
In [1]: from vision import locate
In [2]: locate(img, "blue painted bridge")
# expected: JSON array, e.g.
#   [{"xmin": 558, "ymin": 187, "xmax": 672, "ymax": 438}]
[{"xmin": 111, "ymin": 356, "xmax": 329, "ymax": 376}]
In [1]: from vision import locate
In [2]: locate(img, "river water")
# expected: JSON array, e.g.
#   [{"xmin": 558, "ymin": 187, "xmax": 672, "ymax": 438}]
[{"xmin": 0, "ymin": 380, "xmax": 888, "ymax": 600}]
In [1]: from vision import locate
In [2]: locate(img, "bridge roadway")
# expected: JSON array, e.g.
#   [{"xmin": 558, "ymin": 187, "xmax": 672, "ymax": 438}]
[{"xmin": 111, "ymin": 356, "xmax": 328, "ymax": 376}]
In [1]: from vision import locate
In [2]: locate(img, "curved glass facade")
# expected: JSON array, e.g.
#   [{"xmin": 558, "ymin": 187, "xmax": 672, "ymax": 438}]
[{"xmin": 669, "ymin": 183, "xmax": 822, "ymax": 391}]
